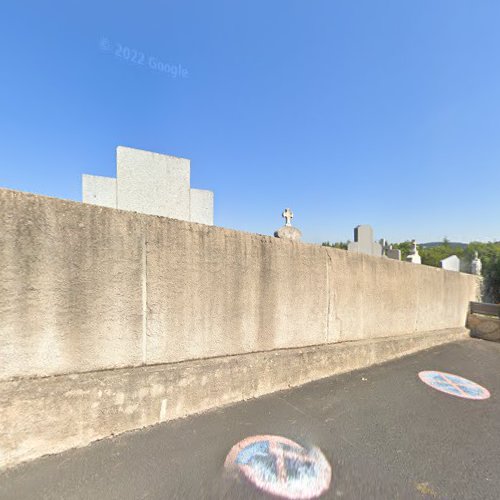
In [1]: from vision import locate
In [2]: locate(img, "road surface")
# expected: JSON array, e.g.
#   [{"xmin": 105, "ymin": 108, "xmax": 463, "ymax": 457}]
[{"xmin": 1, "ymin": 339, "xmax": 499, "ymax": 499}]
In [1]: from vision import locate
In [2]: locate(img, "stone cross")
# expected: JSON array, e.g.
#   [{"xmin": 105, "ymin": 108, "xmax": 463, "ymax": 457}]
[
  {"xmin": 275, "ymin": 208, "xmax": 301, "ymax": 241},
  {"xmin": 282, "ymin": 208, "xmax": 293, "ymax": 227}
]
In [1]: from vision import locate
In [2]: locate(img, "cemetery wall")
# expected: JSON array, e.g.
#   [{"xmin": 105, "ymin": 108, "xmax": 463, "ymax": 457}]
[
  {"xmin": 0, "ymin": 188, "xmax": 480, "ymax": 468},
  {"xmin": 0, "ymin": 188, "xmax": 480, "ymax": 381},
  {"xmin": 0, "ymin": 328, "xmax": 467, "ymax": 469}
]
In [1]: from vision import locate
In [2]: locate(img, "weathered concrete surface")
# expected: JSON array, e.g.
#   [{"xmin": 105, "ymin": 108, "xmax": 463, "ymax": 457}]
[
  {"xmin": 0, "ymin": 327, "xmax": 468, "ymax": 469},
  {"xmin": 0, "ymin": 188, "xmax": 480, "ymax": 380},
  {"xmin": 0, "ymin": 189, "xmax": 145, "ymax": 380},
  {"xmin": 468, "ymin": 313, "xmax": 500, "ymax": 342},
  {"xmin": 325, "ymin": 248, "xmax": 479, "ymax": 343},
  {"xmin": 2, "ymin": 339, "xmax": 499, "ymax": 500},
  {"xmin": 145, "ymin": 218, "xmax": 328, "ymax": 363}
]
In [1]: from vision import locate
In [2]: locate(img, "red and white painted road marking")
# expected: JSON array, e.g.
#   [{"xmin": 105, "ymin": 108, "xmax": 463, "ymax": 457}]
[{"xmin": 418, "ymin": 371, "xmax": 490, "ymax": 400}]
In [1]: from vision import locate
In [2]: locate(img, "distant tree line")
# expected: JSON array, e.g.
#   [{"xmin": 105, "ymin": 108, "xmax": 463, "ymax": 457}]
[
  {"xmin": 322, "ymin": 239, "xmax": 500, "ymax": 303},
  {"xmin": 321, "ymin": 241, "xmax": 348, "ymax": 250}
]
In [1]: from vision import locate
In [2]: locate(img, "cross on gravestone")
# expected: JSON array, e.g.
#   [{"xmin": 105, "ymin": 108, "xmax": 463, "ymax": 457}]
[
  {"xmin": 274, "ymin": 208, "xmax": 302, "ymax": 241},
  {"xmin": 282, "ymin": 208, "xmax": 293, "ymax": 227}
]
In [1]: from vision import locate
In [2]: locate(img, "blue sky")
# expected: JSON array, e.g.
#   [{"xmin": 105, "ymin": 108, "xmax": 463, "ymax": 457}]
[{"xmin": 1, "ymin": 1, "xmax": 499, "ymax": 244}]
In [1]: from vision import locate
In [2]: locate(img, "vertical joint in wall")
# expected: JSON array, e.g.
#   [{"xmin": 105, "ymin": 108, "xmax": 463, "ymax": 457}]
[
  {"xmin": 141, "ymin": 229, "xmax": 147, "ymax": 364},
  {"xmin": 325, "ymin": 248, "xmax": 332, "ymax": 343}
]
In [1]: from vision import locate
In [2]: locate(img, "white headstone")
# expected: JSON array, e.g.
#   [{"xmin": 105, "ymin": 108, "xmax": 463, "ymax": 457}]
[
  {"xmin": 347, "ymin": 225, "xmax": 382, "ymax": 257},
  {"xmin": 406, "ymin": 240, "xmax": 421, "ymax": 264},
  {"xmin": 471, "ymin": 252, "xmax": 482, "ymax": 276},
  {"xmin": 440, "ymin": 255, "xmax": 461, "ymax": 272}
]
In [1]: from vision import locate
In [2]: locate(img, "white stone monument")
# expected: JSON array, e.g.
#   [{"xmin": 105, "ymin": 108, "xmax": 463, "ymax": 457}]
[
  {"xmin": 471, "ymin": 251, "xmax": 482, "ymax": 276},
  {"xmin": 347, "ymin": 225, "xmax": 382, "ymax": 257},
  {"xmin": 440, "ymin": 255, "xmax": 461, "ymax": 272},
  {"xmin": 82, "ymin": 146, "xmax": 214, "ymax": 225},
  {"xmin": 274, "ymin": 208, "xmax": 302, "ymax": 241},
  {"xmin": 406, "ymin": 240, "xmax": 421, "ymax": 264}
]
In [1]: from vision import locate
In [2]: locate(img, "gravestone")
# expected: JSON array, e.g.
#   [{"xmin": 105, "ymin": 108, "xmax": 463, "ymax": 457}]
[
  {"xmin": 471, "ymin": 251, "xmax": 482, "ymax": 276},
  {"xmin": 380, "ymin": 239, "xmax": 401, "ymax": 260},
  {"xmin": 274, "ymin": 208, "xmax": 302, "ymax": 241},
  {"xmin": 406, "ymin": 240, "xmax": 421, "ymax": 264},
  {"xmin": 386, "ymin": 245, "xmax": 402, "ymax": 261},
  {"xmin": 440, "ymin": 255, "xmax": 461, "ymax": 272},
  {"xmin": 347, "ymin": 225, "xmax": 382, "ymax": 257}
]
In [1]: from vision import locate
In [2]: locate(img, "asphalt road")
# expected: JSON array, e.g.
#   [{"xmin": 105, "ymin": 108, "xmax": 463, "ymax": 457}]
[{"xmin": 1, "ymin": 339, "xmax": 499, "ymax": 500}]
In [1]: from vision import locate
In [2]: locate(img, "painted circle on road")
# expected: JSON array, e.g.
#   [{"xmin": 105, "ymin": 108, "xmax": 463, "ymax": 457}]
[
  {"xmin": 419, "ymin": 371, "xmax": 490, "ymax": 400},
  {"xmin": 224, "ymin": 435, "xmax": 332, "ymax": 499}
]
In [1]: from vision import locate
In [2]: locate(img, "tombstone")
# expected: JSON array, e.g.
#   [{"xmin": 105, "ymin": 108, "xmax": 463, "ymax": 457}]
[
  {"xmin": 274, "ymin": 208, "xmax": 302, "ymax": 241},
  {"xmin": 379, "ymin": 239, "xmax": 401, "ymax": 260},
  {"xmin": 347, "ymin": 225, "xmax": 382, "ymax": 257},
  {"xmin": 440, "ymin": 255, "xmax": 460, "ymax": 272},
  {"xmin": 386, "ymin": 245, "xmax": 402, "ymax": 261},
  {"xmin": 471, "ymin": 251, "xmax": 482, "ymax": 276},
  {"xmin": 406, "ymin": 240, "xmax": 421, "ymax": 264}
]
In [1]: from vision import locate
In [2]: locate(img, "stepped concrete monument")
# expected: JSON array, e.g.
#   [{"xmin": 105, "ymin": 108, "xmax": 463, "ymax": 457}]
[
  {"xmin": 82, "ymin": 146, "xmax": 214, "ymax": 225},
  {"xmin": 406, "ymin": 240, "xmax": 421, "ymax": 264},
  {"xmin": 347, "ymin": 225, "xmax": 382, "ymax": 257},
  {"xmin": 274, "ymin": 208, "xmax": 302, "ymax": 241}
]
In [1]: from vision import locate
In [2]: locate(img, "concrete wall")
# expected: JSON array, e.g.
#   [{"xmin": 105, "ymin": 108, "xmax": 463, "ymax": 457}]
[
  {"xmin": 0, "ymin": 188, "xmax": 480, "ymax": 382},
  {"xmin": 1, "ymin": 190, "xmax": 145, "ymax": 380},
  {"xmin": 0, "ymin": 328, "xmax": 468, "ymax": 469}
]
